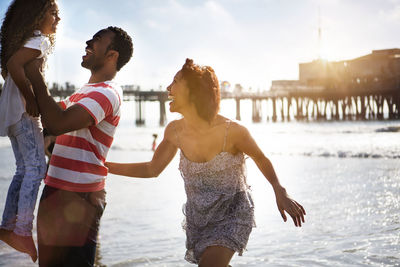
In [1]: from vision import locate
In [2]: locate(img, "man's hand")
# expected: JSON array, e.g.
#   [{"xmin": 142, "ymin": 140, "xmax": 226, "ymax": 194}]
[
  {"xmin": 25, "ymin": 58, "xmax": 95, "ymax": 136},
  {"xmin": 24, "ymin": 59, "xmax": 45, "ymax": 95},
  {"xmin": 25, "ymin": 95, "xmax": 40, "ymax": 117},
  {"xmin": 23, "ymin": 59, "xmax": 45, "ymax": 118}
]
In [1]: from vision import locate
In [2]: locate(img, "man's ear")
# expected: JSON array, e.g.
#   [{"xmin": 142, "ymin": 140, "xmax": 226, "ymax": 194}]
[{"xmin": 107, "ymin": 50, "xmax": 119, "ymax": 62}]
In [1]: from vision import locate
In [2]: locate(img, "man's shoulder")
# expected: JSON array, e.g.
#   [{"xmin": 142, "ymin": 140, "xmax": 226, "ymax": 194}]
[
  {"xmin": 80, "ymin": 81, "xmax": 122, "ymax": 103},
  {"xmin": 82, "ymin": 81, "xmax": 120, "ymax": 92}
]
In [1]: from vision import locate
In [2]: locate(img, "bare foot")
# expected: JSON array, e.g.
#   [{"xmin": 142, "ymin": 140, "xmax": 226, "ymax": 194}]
[
  {"xmin": 5, "ymin": 232, "xmax": 38, "ymax": 262},
  {"xmin": 0, "ymin": 228, "xmax": 12, "ymax": 243}
]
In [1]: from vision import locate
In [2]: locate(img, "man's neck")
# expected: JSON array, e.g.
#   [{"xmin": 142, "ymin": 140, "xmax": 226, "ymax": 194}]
[{"xmin": 88, "ymin": 70, "xmax": 116, "ymax": 84}]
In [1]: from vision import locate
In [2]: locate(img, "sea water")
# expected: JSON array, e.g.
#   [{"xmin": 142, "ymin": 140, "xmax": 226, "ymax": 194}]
[{"xmin": 0, "ymin": 101, "xmax": 399, "ymax": 266}]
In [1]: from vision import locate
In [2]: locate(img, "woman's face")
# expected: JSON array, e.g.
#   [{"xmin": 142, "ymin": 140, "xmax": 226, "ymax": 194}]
[
  {"xmin": 167, "ymin": 71, "xmax": 190, "ymax": 113},
  {"xmin": 38, "ymin": 2, "xmax": 60, "ymax": 35}
]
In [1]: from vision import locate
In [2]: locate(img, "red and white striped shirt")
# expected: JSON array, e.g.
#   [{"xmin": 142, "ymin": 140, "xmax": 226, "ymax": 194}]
[{"xmin": 45, "ymin": 81, "xmax": 122, "ymax": 192}]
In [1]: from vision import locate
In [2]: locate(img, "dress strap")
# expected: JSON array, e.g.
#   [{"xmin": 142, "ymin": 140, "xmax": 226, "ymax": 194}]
[
  {"xmin": 173, "ymin": 122, "xmax": 180, "ymax": 148},
  {"xmin": 222, "ymin": 120, "xmax": 231, "ymax": 152}
]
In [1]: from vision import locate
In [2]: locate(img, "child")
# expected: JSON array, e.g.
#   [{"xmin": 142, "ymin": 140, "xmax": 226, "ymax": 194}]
[
  {"xmin": 0, "ymin": 0, "xmax": 60, "ymax": 262},
  {"xmin": 152, "ymin": 133, "xmax": 158, "ymax": 151},
  {"xmin": 106, "ymin": 59, "xmax": 306, "ymax": 266}
]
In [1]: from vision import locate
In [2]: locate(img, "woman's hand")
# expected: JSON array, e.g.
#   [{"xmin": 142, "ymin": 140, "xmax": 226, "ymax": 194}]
[{"xmin": 274, "ymin": 187, "xmax": 306, "ymax": 227}]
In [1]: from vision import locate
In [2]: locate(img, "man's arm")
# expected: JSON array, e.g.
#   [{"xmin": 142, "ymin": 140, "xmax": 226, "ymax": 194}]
[{"xmin": 25, "ymin": 59, "xmax": 94, "ymax": 136}]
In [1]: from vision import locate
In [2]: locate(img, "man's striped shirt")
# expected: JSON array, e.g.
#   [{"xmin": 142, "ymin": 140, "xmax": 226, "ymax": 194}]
[{"xmin": 45, "ymin": 81, "xmax": 122, "ymax": 192}]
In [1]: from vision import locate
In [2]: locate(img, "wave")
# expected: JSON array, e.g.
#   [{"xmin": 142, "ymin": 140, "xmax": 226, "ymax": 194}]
[
  {"xmin": 375, "ymin": 126, "xmax": 400, "ymax": 133},
  {"xmin": 269, "ymin": 151, "xmax": 400, "ymax": 159},
  {"xmin": 302, "ymin": 151, "xmax": 399, "ymax": 159},
  {"xmin": 111, "ymin": 145, "xmax": 152, "ymax": 151},
  {"xmin": 112, "ymin": 145, "xmax": 400, "ymax": 159},
  {"xmin": 110, "ymin": 255, "xmax": 176, "ymax": 266}
]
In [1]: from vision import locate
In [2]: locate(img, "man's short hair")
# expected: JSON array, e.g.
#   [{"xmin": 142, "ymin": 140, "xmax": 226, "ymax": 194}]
[{"xmin": 107, "ymin": 26, "xmax": 133, "ymax": 71}]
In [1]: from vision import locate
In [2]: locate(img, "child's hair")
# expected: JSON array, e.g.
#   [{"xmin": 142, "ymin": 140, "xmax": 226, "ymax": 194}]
[{"xmin": 0, "ymin": 0, "xmax": 57, "ymax": 77}]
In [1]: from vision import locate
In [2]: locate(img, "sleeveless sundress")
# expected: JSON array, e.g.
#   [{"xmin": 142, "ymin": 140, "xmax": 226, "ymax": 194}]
[{"xmin": 176, "ymin": 120, "xmax": 256, "ymax": 264}]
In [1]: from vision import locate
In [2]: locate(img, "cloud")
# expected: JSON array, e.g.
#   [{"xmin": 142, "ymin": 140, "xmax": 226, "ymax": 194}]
[
  {"xmin": 379, "ymin": 4, "xmax": 400, "ymax": 22},
  {"xmin": 3, "ymin": 0, "xmax": 398, "ymax": 91}
]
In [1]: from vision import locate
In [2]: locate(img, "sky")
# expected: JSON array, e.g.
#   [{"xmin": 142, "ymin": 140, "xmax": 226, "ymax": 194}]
[{"xmin": 1, "ymin": 0, "xmax": 400, "ymax": 91}]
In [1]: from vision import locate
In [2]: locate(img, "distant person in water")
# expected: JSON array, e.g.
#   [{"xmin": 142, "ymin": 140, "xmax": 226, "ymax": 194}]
[
  {"xmin": 106, "ymin": 58, "xmax": 306, "ymax": 266},
  {"xmin": 152, "ymin": 133, "xmax": 158, "ymax": 151}
]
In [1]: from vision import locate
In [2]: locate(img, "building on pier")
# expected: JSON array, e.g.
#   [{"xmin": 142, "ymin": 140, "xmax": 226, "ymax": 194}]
[
  {"xmin": 272, "ymin": 48, "xmax": 400, "ymax": 92},
  {"xmin": 268, "ymin": 49, "xmax": 400, "ymax": 121},
  {"xmin": 300, "ymin": 48, "xmax": 400, "ymax": 90}
]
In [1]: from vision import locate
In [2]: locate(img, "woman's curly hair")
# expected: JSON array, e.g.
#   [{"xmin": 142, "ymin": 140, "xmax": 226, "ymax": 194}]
[
  {"xmin": 180, "ymin": 58, "xmax": 220, "ymax": 122},
  {"xmin": 0, "ymin": 0, "xmax": 57, "ymax": 77}
]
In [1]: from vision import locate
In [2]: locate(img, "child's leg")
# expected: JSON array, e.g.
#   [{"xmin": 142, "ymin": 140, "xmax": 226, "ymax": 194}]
[
  {"xmin": 13, "ymin": 114, "xmax": 46, "ymax": 237},
  {"xmin": 1, "ymin": 124, "xmax": 27, "ymax": 231},
  {"xmin": 0, "ymin": 115, "xmax": 45, "ymax": 262}
]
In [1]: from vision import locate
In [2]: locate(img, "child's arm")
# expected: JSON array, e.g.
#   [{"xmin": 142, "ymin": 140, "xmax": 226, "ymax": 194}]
[
  {"xmin": 7, "ymin": 47, "xmax": 41, "ymax": 117},
  {"xmin": 106, "ymin": 122, "xmax": 178, "ymax": 178},
  {"xmin": 231, "ymin": 123, "xmax": 306, "ymax": 227},
  {"xmin": 25, "ymin": 60, "xmax": 95, "ymax": 136}
]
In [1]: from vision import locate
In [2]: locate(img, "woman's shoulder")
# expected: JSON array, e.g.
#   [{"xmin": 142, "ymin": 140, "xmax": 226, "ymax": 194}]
[
  {"xmin": 223, "ymin": 118, "xmax": 251, "ymax": 142},
  {"xmin": 217, "ymin": 116, "xmax": 246, "ymax": 133},
  {"xmin": 214, "ymin": 115, "xmax": 249, "ymax": 141},
  {"xmin": 163, "ymin": 119, "xmax": 183, "ymax": 140},
  {"xmin": 165, "ymin": 119, "xmax": 183, "ymax": 130}
]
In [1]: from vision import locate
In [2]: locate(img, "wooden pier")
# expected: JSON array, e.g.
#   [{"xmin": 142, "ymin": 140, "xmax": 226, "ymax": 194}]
[
  {"xmin": 122, "ymin": 77, "xmax": 400, "ymax": 125},
  {"xmin": 122, "ymin": 90, "xmax": 168, "ymax": 125},
  {"xmin": 1, "ymin": 77, "xmax": 399, "ymax": 126},
  {"xmin": 1, "ymin": 49, "xmax": 399, "ymax": 125}
]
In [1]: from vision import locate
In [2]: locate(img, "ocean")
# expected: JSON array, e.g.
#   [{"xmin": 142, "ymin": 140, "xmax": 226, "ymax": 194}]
[{"xmin": 0, "ymin": 100, "xmax": 399, "ymax": 266}]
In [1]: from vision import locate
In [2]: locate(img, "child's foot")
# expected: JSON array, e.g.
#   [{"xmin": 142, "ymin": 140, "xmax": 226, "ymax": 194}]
[
  {"xmin": 6, "ymin": 232, "xmax": 38, "ymax": 262},
  {"xmin": 0, "ymin": 228, "xmax": 12, "ymax": 243}
]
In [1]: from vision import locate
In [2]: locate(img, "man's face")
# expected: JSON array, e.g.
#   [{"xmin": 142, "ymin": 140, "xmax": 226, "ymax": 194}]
[{"xmin": 81, "ymin": 29, "xmax": 115, "ymax": 71}]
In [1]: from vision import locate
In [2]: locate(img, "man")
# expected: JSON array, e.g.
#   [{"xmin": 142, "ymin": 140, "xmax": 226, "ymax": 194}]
[{"xmin": 25, "ymin": 26, "xmax": 133, "ymax": 266}]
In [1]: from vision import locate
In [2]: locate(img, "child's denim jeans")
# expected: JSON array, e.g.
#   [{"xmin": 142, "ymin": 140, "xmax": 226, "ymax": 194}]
[{"xmin": 1, "ymin": 113, "xmax": 47, "ymax": 236}]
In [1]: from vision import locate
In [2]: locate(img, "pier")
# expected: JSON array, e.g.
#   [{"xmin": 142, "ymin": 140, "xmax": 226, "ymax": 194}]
[
  {"xmin": 121, "ymin": 77, "xmax": 399, "ymax": 125},
  {"xmin": 1, "ymin": 49, "xmax": 399, "ymax": 125},
  {"xmin": 122, "ymin": 89, "xmax": 168, "ymax": 126},
  {"xmin": 0, "ymin": 77, "xmax": 399, "ymax": 126}
]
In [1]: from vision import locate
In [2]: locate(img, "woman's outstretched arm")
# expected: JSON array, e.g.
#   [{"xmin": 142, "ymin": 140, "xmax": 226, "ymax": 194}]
[
  {"xmin": 105, "ymin": 122, "xmax": 178, "ymax": 178},
  {"xmin": 231, "ymin": 123, "xmax": 306, "ymax": 227}
]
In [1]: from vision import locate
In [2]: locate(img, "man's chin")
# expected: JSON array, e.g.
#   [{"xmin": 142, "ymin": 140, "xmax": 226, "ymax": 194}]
[{"xmin": 81, "ymin": 61, "xmax": 89, "ymax": 69}]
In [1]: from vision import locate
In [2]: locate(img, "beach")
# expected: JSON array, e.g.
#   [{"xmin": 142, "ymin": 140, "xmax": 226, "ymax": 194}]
[{"xmin": 0, "ymin": 101, "xmax": 399, "ymax": 266}]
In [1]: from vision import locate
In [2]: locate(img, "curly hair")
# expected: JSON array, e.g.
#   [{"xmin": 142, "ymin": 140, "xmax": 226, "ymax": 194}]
[
  {"xmin": 106, "ymin": 26, "xmax": 133, "ymax": 71},
  {"xmin": 0, "ymin": 0, "xmax": 57, "ymax": 77},
  {"xmin": 180, "ymin": 58, "xmax": 220, "ymax": 122}
]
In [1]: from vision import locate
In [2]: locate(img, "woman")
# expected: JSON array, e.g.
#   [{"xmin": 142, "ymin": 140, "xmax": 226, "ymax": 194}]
[{"xmin": 106, "ymin": 58, "xmax": 306, "ymax": 266}]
